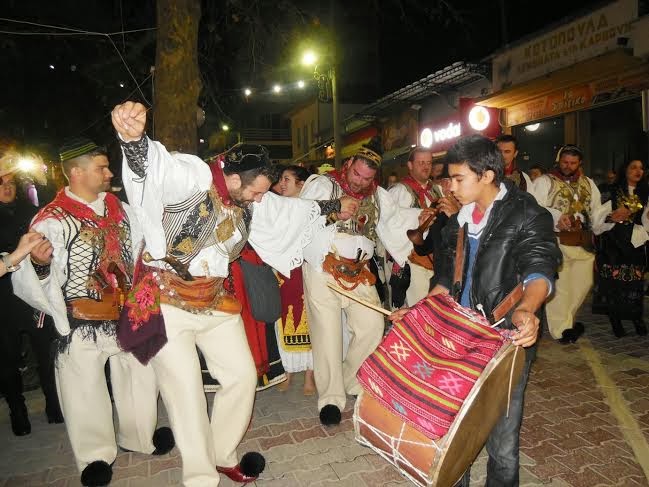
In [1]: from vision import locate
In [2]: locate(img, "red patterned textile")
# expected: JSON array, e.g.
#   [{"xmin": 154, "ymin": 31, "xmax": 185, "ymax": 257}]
[
  {"xmin": 327, "ymin": 169, "xmax": 377, "ymax": 200},
  {"xmin": 357, "ymin": 294, "xmax": 505, "ymax": 439}
]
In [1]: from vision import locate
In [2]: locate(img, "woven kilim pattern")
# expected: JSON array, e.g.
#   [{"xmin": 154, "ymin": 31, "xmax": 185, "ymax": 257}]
[{"xmin": 357, "ymin": 294, "xmax": 505, "ymax": 439}]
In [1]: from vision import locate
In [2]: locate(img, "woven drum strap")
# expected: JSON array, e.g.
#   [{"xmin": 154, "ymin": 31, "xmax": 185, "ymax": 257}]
[{"xmin": 452, "ymin": 226, "xmax": 465, "ymax": 298}]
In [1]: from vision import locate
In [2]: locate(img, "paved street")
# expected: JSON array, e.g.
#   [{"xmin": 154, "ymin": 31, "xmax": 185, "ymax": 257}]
[{"xmin": 1, "ymin": 297, "xmax": 648, "ymax": 487}]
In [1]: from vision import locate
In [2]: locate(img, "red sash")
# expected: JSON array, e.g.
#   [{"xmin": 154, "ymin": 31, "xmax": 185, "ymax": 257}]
[{"xmin": 401, "ymin": 176, "xmax": 434, "ymax": 208}]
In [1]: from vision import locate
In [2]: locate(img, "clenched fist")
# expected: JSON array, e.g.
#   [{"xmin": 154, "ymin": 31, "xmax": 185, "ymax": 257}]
[{"xmin": 112, "ymin": 101, "xmax": 148, "ymax": 142}]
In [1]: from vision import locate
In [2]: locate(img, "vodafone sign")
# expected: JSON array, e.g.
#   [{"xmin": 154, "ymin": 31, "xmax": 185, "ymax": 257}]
[{"xmin": 419, "ymin": 101, "xmax": 500, "ymax": 151}]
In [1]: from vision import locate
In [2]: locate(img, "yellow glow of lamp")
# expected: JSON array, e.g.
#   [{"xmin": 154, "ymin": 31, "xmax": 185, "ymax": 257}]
[
  {"xmin": 468, "ymin": 106, "xmax": 491, "ymax": 131},
  {"xmin": 302, "ymin": 51, "xmax": 317, "ymax": 66},
  {"xmin": 17, "ymin": 157, "xmax": 36, "ymax": 172}
]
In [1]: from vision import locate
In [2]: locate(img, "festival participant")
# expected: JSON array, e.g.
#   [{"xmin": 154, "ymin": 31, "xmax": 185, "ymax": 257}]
[
  {"xmin": 495, "ymin": 134, "xmax": 532, "ymax": 191},
  {"xmin": 12, "ymin": 138, "xmax": 172, "ymax": 487},
  {"xmin": 533, "ymin": 144, "xmax": 608, "ymax": 343},
  {"xmin": 594, "ymin": 159, "xmax": 649, "ymax": 337},
  {"xmin": 388, "ymin": 146, "xmax": 458, "ymax": 306},
  {"xmin": 299, "ymin": 137, "xmax": 423, "ymax": 426},
  {"xmin": 391, "ymin": 134, "xmax": 561, "ymax": 487},
  {"xmin": 276, "ymin": 165, "xmax": 316, "ymax": 394},
  {"xmin": 111, "ymin": 101, "xmax": 358, "ymax": 486}
]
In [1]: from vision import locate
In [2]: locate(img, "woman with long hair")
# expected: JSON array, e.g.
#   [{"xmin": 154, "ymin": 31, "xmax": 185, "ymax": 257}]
[
  {"xmin": 594, "ymin": 159, "xmax": 649, "ymax": 337},
  {"xmin": 275, "ymin": 165, "xmax": 317, "ymax": 394}
]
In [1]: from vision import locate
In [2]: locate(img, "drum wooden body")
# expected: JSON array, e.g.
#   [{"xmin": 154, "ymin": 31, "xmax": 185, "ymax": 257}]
[{"xmin": 353, "ymin": 342, "xmax": 525, "ymax": 487}]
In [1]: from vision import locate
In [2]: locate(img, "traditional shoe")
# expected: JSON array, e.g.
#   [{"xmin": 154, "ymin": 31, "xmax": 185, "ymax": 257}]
[
  {"xmin": 80, "ymin": 460, "xmax": 112, "ymax": 487},
  {"xmin": 633, "ymin": 320, "xmax": 648, "ymax": 336},
  {"xmin": 319, "ymin": 404, "xmax": 341, "ymax": 425},
  {"xmin": 610, "ymin": 319, "xmax": 626, "ymax": 338},
  {"xmin": 152, "ymin": 426, "xmax": 175, "ymax": 455},
  {"xmin": 217, "ymin": 452, "xmax": 265, "ymax": 484},
  {"xmin": 10, "ymin": 404, "xmax": 31, "ymax": 436},
  {"xmin": 558, "ymin": 322, "xmax": 585, "ymax": 344}
]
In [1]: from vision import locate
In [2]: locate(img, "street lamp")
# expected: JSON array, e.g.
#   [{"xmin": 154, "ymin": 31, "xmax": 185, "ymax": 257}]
[{"xmin": 301, "ymin": 49, "xmax": 342, "ymax": 169}]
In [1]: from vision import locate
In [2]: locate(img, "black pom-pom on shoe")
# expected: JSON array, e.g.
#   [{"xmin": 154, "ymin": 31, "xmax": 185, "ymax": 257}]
[
  {"xmin": 80, "ymin": 460, "xmax": 112, "ymax": 487},
  {"xmin": 319, "ymin": 404, "xmax": 341, "ymax": 425},
  {"xmin": 240, "ymin": 451, "xmax": 266, "ymax": 477},
  {"xmin": 152, "ymin": 426, "xmax": 175, "ymax": 455}
]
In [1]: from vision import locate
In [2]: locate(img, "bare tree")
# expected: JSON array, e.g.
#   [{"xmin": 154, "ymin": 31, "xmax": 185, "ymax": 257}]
[{"xmin": 154, "ymin": 0, "xmax": 202, "ymax": 153}]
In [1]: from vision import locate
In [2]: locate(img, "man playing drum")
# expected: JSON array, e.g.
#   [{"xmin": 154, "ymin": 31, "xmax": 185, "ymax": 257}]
[{"xmin": 391, "ymin": 134, "xmax": 561, "ymax": 486}]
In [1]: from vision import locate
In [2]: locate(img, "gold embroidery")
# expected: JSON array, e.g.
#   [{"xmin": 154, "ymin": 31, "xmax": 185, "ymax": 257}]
[
  {"xmin": 176, "ymin": 237, "xmax": 194, "ymax": 255},
  {"xmin": 199, "ymin": 202, "xmax": 209, "ymax": 218},
  {"xmin": 216, "ymin": 217, "xmax": 235, "ymax": 243}
]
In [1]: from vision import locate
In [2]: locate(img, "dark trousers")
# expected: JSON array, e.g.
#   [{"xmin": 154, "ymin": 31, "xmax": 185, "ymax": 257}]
[
  {"xmin": 455, "ymin": 359, "xmax": 532, "ymax": 487},
  {"xmin": 0, "ymin": 295, "xmax": 59, "ymax": 413}
]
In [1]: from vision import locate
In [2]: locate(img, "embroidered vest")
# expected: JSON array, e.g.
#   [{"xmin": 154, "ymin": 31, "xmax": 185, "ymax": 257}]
[
  {"xmin": 55, "ymin": 208, "xmax": 132, "ymax": 302},
  {"xmin": 506, "ymin": 170, "xmax": 527, "ymax": 192},
  {"xmin": 399, "ymin": 182, "xmax": 439, "ymax": 209},
  {"xmin": 327, "ymin": 176, "xmax": 381, "ymax": 243},
  {"xmin": 547, "ymin": 174, "xmax": 593, "ymax": 227}
]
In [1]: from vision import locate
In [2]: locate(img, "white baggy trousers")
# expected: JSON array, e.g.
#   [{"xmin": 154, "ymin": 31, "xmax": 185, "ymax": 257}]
[{"xmin": 150, "ymin": 304, "xmax": 257, "ymax": 487}]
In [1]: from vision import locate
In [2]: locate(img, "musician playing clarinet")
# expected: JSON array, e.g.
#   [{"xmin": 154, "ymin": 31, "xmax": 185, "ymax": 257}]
[{"xmin": 391, "ymin": 134, "xmax": 561, "ymax": 487}]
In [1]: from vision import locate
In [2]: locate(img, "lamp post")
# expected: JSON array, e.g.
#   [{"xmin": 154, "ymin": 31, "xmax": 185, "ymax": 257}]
[{"xmin": 302, "ymin": 50, "xmax": 342, "ymax": 169}]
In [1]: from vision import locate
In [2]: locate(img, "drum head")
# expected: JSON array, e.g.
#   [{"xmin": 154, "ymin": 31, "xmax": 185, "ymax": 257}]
[{"xmin": 432, "ymin": 343, "xmax": 525, "ymax": 487}]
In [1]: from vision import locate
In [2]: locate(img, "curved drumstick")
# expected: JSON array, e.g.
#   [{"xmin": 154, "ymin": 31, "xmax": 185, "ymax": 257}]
[{"xmin": 326, "ymin": 282, "xmax": 391, "ymax": 316}]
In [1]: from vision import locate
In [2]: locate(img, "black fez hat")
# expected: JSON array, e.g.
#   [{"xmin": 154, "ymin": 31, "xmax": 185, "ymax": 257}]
[
  {"xmin": 59, "ymin": 137, "xmax": 105, "ymax": 162},
  {"xmin": 223, "ymin": 144, "xmax": 270, "ymax": 172}
]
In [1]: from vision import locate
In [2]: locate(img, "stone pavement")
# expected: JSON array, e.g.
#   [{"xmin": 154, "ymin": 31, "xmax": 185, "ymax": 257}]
[{"xmin": 1, "ymin": 298, "xmax": 648, "ymax": 487}]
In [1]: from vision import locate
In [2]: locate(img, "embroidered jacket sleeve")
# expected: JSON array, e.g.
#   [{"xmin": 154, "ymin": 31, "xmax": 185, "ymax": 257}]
[
  {"xmin": 588, "ymin": 178, "xmax": 609, "ymax": 236},
  {"xmin": 12, "ymin": 217, "xmax": 72, "ymax": 336},
  {"xmin": 299, "ymin": 176, "xmax": 339, "ymax": 270}
]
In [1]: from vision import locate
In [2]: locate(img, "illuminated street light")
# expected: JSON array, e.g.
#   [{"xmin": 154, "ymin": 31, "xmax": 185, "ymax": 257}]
[
  {"xmin": 468, "ymin": 106, "xmax": 490, "ymax": 131},
  {"xmin": 49, "ymin": 64, "xmax": 55, "ymax": 70},
  {"xmin": 525, "ymin": 123, "xmax": 540, "ymax": 132},
  {"xmin": 119, "ymin": 82, "xmax": 125, "ymax": 88},
  {"xmin": 244, "ymin": 88, "xmax": 252, "ymax": 97},
  {"xmin": 302, "ymin": 50, "xmax": 317, "ymax": 66},
  {"xmin": 222, "ymin": 124, "xmax": 230, "ymax": 131},
  {"xmin": 273, "ymin": 84, "xmax": 282, "ymax": 94},
  {"xmin": 297, "ymin": 80, "xmax": 306, "ymax": 89}
]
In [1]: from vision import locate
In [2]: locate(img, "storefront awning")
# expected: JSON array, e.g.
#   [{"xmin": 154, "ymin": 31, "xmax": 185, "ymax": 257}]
[{"xmin": 477, "ymin": 49, "xmax": 646, "ymax": 109}]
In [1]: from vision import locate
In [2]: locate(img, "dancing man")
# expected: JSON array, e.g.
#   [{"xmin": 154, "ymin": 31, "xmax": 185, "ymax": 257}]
[
  {"xmin": 12, "ymin": 137, "xmax": 173, "ymax": 487},
  {"xmin": 112, "ymin": 101, "xmax": 357, "ymax": 486}
]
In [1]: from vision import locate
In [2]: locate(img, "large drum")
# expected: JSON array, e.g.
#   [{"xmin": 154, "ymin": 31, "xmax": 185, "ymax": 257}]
[{"xmin": 354, "ymin": 294, "xmax": 525, "ymax": 487}]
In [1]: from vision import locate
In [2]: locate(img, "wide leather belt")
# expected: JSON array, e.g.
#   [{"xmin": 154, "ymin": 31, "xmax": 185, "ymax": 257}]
[
  {"xmin": 70, "ymin": 289, "xmax": 124, "ymax": 321},
  {"xmin": 156, "ymin": 269, "xmax": 241, "ymax": 314},
  {"xmin": 323, "ymin": 253, "xmax": 376, "ymax": 291},
  {"xmin": 555, "ymin": 230, "xmax": 593, "ymax": 249}
]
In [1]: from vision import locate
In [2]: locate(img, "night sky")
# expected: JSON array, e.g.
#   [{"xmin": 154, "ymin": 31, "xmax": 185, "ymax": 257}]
[{"xmin": 0, "ymin": 0, "xmax": 600, "ymax": 157}]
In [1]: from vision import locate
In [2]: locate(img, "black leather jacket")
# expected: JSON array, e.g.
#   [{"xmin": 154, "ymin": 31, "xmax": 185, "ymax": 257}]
[{"xmin": 435, "ymin": 182, "xmax": 561, "ymax": 345}]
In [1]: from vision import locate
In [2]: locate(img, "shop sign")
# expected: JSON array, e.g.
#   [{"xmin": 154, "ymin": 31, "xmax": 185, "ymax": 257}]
[
  {"xmin": 505, "ymin": 69, "xmax": 649, "ymax": 126},
  {"xmin": 493, "ymin": 0, "xmax": 637, "ymax": 91}
]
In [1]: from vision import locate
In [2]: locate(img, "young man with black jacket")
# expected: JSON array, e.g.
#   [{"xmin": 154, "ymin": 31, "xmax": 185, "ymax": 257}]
[{"xmin": 392, "ymin": 134, "xmax": 561, "ymax": 487}]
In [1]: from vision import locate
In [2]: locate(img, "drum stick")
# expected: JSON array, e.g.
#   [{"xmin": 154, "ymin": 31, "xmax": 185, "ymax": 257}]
[{"xmin": 326, "ymin": 283, "xmax": 392, "ymax": 316}]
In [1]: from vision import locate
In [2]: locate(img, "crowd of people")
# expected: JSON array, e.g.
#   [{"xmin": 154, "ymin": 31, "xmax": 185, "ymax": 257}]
[{"xmin": 1, "ymin": 102, "xmax": 647, "ymax": 487}]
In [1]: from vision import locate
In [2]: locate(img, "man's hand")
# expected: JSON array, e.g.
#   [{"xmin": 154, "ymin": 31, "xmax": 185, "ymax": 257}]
[
  {"xmin": 417, "ymin": 208, "xmax": 437, "ymax": 227},
  {"xmin": 337, "ymin": 195, "xmax": 359, "ymax": 221},
  {"xmin": 437, "ymin": 195, "xmax": 461, "ymax": 217},
  {"xmin": 609, "ymin": 207, "xmax": 632, "ymax": 223},
  {"xmin": 511, "ymin": 309, "xmax": 540, "ymax": 347},
  {"xmin": 29, "ymin": 235, "xmax": 54, "ymax": 266},
  {"xmin": 557, "ymin": 214, "xmax": 572, "ymax": 231},
  {"xmin": 111, "ymin": 102, "xmax": 147, "ymax": 142},
  {"xmin": 427, "ymin": 284, "xmax": 449, "ymax": 297},
  {"xmin": 388, "ymin": 307, "xmax": 411, "ymax": 322}
]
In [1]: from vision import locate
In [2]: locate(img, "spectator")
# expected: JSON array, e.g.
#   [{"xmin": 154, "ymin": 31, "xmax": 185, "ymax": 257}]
[{"xmin": 528, "ymin": 164, "xmax": 546, "ymax": 182}]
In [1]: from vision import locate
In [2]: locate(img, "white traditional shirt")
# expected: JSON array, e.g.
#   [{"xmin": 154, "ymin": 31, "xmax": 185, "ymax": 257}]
[
  {"xmin": 299, "ymin": 174, "xmax": 421, "ymax": 271},
  {"xmin": 121, "ymin": 137, "xmax": 324, "ymax": 278}
]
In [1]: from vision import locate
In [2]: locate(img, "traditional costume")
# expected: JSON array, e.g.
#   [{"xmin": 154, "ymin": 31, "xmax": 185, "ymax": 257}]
[
  {"xmin": 388, "ymin": 176, "xmax": 440, "ymax": 306},
  {"xmin": 504, "ymin": 162, "xmax": 532, "ymax": 192},
  {"xmin": 533, "ymin": 166, "xmax": 608, "ymax": 341},
  {"xmin": 300, "ymin": 147, "xmax": 421, "ymax": 423},
  {"xmin": 593, "ymin": 184, "xmax": 649, "ymax": 336},
  {"xmin": 11, "ymin": 138, "xmax": 169, "ymax": 487},
  {"xmin": 118, "ymin": 136, "xmax": 328, "ymax": 486}
]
